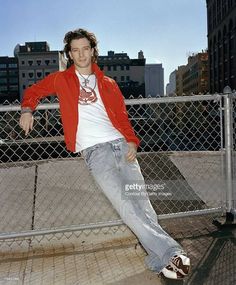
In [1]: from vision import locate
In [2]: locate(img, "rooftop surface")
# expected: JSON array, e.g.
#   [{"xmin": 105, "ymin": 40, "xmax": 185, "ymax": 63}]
[{"xmin": 0, "ymin": 152, "xmax": 235, "ymax": 285}]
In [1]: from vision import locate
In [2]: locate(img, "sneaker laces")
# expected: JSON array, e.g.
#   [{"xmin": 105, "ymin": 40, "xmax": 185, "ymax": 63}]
[{"xmin": 171, "ymin": 255, "xmax": 181, "ymax": 267}]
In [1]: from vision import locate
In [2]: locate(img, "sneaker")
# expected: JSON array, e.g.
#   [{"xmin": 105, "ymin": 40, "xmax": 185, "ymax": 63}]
[
  {"xmin": 160, "ymin": 265, "xmax": 184, "ymax": 279},
  {"xmin": 169, "ymin": 254, "xmax": 190, "ymax": 276}
]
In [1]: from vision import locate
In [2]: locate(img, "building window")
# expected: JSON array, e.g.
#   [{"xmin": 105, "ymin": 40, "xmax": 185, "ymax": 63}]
[
  {"xmin": 0, "ymin": 64, "xmax": 7, "ymax": 68},
  {"xmin": 113, "ymin": 65, "xmax": 117, "ymax": 71},
  {"xmin": 114, "ymin": 76, "xmax": 117, "ymax": 81},
  {"xmin": 9, "ymin": 85, "xmax": 18, "ymax": 91},
  {"xmin": 45, "ymin": 60, "xmax": 50, "ymax": 65},
  {"xmin": 0, "ymin": 78, "xmax": 7, "ymax": 83},
  {"xmin": 28, "ymin": 60, "xmax": 33, "ymax": 66},
  {"xmin": 23, "ymin": 85, "xmax": 26, "ymax": 89},
  {"xmin": 9, "ymin": 78, "xmax": 18, "ymax": 84},
  {"xmin": 22, "ymin": 72, "xmax": 25, "ymax": 78},
  {"xmin": 121, "ymin": 76, "xmax": 125, "ymax": 81},
  {"xmin": 228, "ymin": 0, "xmax": 233, "ymax": 8},
  {"xmin": 21, "ymin": 61, "xmax": 25, "ymax": 65},
  {"xmin": 28, "ymin": 72, "xmax": 34, "ymax": 78},
  {"xmin": 37, "ymin": 72, "xmax": 42, "ymax": 78},
  {"xmin": 8, "ymin": 63, "xmax": 17, "ymax": 68},
  {"xmin": 222, "ymin": 1, "xmax": 226, "ymax": 16},
  {"xmin": 0, "ymin": 70, "xmax": 7, "ymax": 76},
  {"xmin": 9, "ymin": 70, "xmax": 18, "ymax": 76},
  {"xmin": 120, "ymin": 65, "xmax": 124, "ymax": 70},
  {"xmin": 0, "ymin": 86, "xmax": 7, "ymax": 91},
  {"xmin": 126, "ymin": 76, "xmax": 130, "ymax": 81},
  {"xmin": 53, "ymin": 59, "xmax": 57, "ymax": 64},
  {"xmin": 36, "ymin": 60, "xmax": 41, "ymax": 66},
  {"xmin": 108, "ymin": 66, "xmax": 111, "ymax": 71},
  {"xmin": 126, "ymin": 65, "xmax": 130, "ymax": 70},
  {"xmin": 45, "ymin": 71, "xmax": 50, "ymax": 76}
]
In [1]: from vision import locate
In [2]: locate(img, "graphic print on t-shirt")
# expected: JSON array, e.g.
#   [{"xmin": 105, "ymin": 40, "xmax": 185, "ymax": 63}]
[
  {"xmin": 79, "ymin": 86, "xmax": 97, "ymax": 105},
  {"xmin": 77, "ymin": 73, "xmax": 98, "ymax": 105}
]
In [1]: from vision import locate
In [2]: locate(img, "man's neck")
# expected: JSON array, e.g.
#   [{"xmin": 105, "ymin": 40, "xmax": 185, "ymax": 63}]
[{"xmin": 75, "ymin": 65, "xmax": 93, "ymax": 75}]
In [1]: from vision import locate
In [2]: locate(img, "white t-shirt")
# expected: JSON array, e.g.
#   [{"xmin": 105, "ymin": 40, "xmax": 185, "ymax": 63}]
[{"xmin": 75, "ymin": 71, "xmax": 124, "ymax": 152}]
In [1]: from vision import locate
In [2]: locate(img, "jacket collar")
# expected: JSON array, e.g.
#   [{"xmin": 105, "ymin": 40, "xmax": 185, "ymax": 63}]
[{"xmin": 65, "ymin": 63, "xmax": 104, "ymax": 79}]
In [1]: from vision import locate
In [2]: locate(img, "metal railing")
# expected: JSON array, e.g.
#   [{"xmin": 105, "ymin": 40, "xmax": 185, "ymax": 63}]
[{"xmin": 0, "ymin": 88, "xmax": 235, "ymax": 240}]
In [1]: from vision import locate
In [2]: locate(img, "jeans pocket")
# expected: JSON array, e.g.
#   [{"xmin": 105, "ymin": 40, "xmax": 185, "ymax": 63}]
[
  {"xmin": 83, "ymin": 149, "xmax": 92, "ymax": 165},
  {"xmin": 82, "ymin": 146, "xmax": 99, "ymax": 171}
]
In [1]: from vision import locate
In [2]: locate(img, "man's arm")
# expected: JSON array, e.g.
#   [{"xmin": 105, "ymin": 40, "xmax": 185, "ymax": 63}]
[
  {"xmin": 113, "ymin": 82, "xmax": 140, "ymax": 162},
  {"xmin": 19, "ymin": 72, "xmax": 58, "ymax": 135}
]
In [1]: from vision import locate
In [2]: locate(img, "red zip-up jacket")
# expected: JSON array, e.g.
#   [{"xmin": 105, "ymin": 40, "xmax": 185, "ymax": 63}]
[{"xmin": 21, "ymin": 63, "xmax": 140, "ymax": 152}]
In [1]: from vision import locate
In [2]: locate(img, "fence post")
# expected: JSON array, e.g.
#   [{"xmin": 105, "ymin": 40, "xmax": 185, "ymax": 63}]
[{"xmin": 223, "ymin": 86, "xmax": 234, "ymax": 222}]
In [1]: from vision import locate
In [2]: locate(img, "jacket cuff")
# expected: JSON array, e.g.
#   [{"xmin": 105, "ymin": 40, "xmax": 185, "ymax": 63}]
[{"xmin": 21, "ymin": 107, "xmax": 33, "ymax": 114}]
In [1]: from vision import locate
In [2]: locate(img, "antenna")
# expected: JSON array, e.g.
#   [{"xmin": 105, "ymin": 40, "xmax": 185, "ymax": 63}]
[{"xmin": 186, "ymin": 51, "xmax": 192, "ymax": 58}]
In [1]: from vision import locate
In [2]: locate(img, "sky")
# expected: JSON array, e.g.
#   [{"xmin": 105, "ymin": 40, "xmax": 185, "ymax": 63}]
[{"xmin": 0, "ymin": 0, "xmax": 207, "ymax": 88}]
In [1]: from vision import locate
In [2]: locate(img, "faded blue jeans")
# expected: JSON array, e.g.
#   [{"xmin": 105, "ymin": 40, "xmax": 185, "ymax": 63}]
[{"xmin": 81, "ymin": 137, "xmax": 185, "ymax": 272}]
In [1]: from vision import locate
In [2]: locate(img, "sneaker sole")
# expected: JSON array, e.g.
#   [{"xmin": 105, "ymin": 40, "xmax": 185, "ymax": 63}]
[{"xmin": 160, "ymin": 266, "xmax": 185, "ymax": 280}]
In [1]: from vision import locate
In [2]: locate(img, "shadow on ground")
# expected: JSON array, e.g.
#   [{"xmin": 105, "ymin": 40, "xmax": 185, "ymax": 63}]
[{"xmin": 157, "ymin": 216, "xmax": 236, "ymax": 285}]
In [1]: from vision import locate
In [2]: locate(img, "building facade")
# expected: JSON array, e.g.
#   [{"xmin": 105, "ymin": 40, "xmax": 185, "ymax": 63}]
[
  {"xmin": 176, "ymin": 65, "xmax": 186, "ymax": 96},
  {"xmin": 182, "ymin": 52, "xmax": 209, "ymax": 95},
  {"xmin": 0, "ymin": 56, "xmax": 19, "ymax": 103},
  {"xmin": 206, "ymin": 0, "xmax": 236, "ymax": 92},
  {"xmin": 98, "ymin": 50, "xmax": 145, "ymax": 98},
  {"xmin": 15, "ymin": 42, "xmax": 66, "ymax": 100},
  {"xmin": 166, "ymin": 70, "xmax": 177, "ymax": 96},
  {"xmin": 145, "ymin": 64, "xmax": 164, "ymax": 97}
]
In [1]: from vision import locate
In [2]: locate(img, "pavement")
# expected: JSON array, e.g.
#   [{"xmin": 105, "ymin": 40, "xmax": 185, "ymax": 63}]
[
  {"xmin": 0, "ymin": 215, "xmax": 235, "ymax": 285},
  {"xmin": 0, "ymin": 152, "xmax": 226, "ymax": 234}
]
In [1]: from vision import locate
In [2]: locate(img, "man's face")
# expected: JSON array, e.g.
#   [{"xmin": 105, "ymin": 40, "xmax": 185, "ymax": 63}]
[{"xmin": 69, "ymin": 38, "xmax": 94, "ymax": 71}]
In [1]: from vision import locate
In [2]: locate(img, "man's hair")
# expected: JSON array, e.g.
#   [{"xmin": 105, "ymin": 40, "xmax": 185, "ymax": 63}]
[{"xmin": 63, "ymin": 28, "xmax": 99, "ymax": 66}]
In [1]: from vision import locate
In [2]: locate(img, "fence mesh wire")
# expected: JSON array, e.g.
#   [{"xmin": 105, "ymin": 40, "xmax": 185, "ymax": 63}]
[{"xmin": 0, "ymin": 95, "xmax": 231, "ymax": 238}]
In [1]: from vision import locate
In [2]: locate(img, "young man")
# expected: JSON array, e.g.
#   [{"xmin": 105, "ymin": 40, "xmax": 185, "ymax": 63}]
[{"xmin": 19, "ymin": 28, "xmax": 190, "ymax": 280}]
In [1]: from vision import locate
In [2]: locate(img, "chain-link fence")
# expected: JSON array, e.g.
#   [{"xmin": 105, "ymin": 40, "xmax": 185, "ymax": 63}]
[{"xmin": 0, "ymin": 92, "xmax": 235, "ymax": 240}]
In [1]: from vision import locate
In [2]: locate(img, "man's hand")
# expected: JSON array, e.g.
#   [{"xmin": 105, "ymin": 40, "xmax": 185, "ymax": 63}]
[
  {"xmin": 126, "ymin": 142, "xmax": 137, "ymax": 162},
  {"xmin": 19, "ymin": 113, "xmax": 34, "ymax": 136}
]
